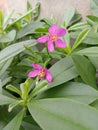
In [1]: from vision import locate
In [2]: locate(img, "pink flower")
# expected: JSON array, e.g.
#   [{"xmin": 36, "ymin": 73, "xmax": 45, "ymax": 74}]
[
  {"xmin": 28, "ymin": 63, "xmax": 52, "ymax": 83},
  {"xmin": 37, "ymin": 24, "xmax": 67, "ymax": 52}
]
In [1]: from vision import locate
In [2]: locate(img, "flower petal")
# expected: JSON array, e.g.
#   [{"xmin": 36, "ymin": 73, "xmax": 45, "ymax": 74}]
[
  {"xmin": 32, "ymin": 63, "xmax": 42, "ymax": 70},
  {"xmin": 56, "ymin": 28, "xmax": 66, "ymax": 36},
  {"xmin": 47, "ymin": 40, "xmax": 54, "ymax": 52},
  {"xmin": 37, "ymin": 35, "xmax": 49, "ymax": 43},
  {"xmin": 49, "ymin": 24, "xmax": 57, "ymax": 34},
  {"xmin": 55, "ymin": 39, "xmax": 66, "ymax": 48},
  {"xmin": 44, "ymin": 69, "xmax": 52, "ymax": 82},
  {"xmin": 28, "ymin": 70, "xmax": 40, "ymax": 78}
]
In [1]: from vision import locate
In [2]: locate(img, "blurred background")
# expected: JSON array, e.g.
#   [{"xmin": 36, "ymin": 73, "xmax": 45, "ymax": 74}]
[{"xmin": 0, "ymin": 0, "xmax": 91, "ymax": 22}]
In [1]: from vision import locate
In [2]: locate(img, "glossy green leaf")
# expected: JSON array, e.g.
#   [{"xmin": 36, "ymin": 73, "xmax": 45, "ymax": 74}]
[
  {"xmin": 0, "ymin": 39, "xmax": 37, "ymax": 64},
  {"xmin": 17, "ymin": 22, "xmax": 44, "ymax": 39},
  {"xmin": 0, "ymin": 94, "xmax": 16, "ymax": 105},
  {"xmin": 75, "ymin": 47, "xmax": 98, "ymax": 56},
  {"xmin": 71, "ymin": 28, "xmax": 89, "ymax": 52},
  {"xmin": 3, "ymin": 109, "xmax": 25, "ymax": 130},
  {"xmin": 72, "ymin": 55, "xmax": 97, "ymax": 89},
  {"xmin": 49, "ymin": 57, "xmax": 78, "ymax": 88},
  {"xmin": 28, "ymin": 98, "xmax": 98, "ymax": 130},
  {"xmin": 37, "ymin": 82, "xmax": 98, "ymax": 104}
]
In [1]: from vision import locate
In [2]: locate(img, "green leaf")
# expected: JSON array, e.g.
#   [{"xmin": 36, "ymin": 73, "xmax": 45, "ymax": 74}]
[
  {"xmin": 27, "ymin": 1, "xmax": 32, "ymax": 11},
  {"xmin": 0, "ymin": 87, "xmax": 15, "ymax": 99},
  {"xmin": 7, "ymin": 9, "xmax": 34, "ymax": 28},
  {"xmin": 83, "ymin": 32, "xmax": 98, "ymax": 45},
  {"xmin": 68, "ymin": 22, "xmax": 89, "ymax": 31},
  {"xmin": 3, "ymin": 109, "xmax": 25, "ymax": 130},
  {"xmin": 89, "ymin": 56, "xmax": 98, "ymax": 69},
  {"xmin": 0, "ymin": 106, "xmax": 22, "ymax": 129},
  {"xmin": 71, "ymin": 28, "xmax": 89, "ymax": 52},
  {"xmin": 70, "ymin": 31, "xmax": 98, "ymax": 45},
  {"xmin": 0, "ymin": 80, "xmax": 2, "ymax": 88},
  {"xmin": 0, "ymin": 39, "xmax": 37, "ymax": 64},
  {"xmin": 0, "ymin": 94, "xmax": 16, "ymax": 105},
  {"xmin": 75, "ymin": 47, "xmax": 98, "ymax": 56},
  {"xmin": 0, "ymin": 30, "xmax": 16, "ymax": 43},
  {"xmin": 0, "ymin": 11, "xmax": 3, "ymax": 32},
  {"xmin": 0, "ymin": 58, "xmax": 13, "ymax": 77},
  {"xmin": 69, "ymin": 13, "xmax": 82, "ymax": 26},
  {"xmin": 0, "ymin": 71, "xmax": 11, "ymax": 87},
  {"xmin": 3, "ymin": 10, "xmax": 14, "ymax": 30},
  {"xmin": 90, "ymin": 99, "xmax": 98, "ymax": 109},
  {"xmin": 28, "ymin": 98, "xmax": 98, "ymax": 130},
  {"xmin": 29, "ymin": 80, "xmax": 48, "ymax": 99},
  {"xmin": 72, "ymin": 55, "xmax": 97, "ymax": 89},
  {"xmin": 62, "ymin": 7, "xmax": 75, "ymax": 27},
  {"xmin": 6, "ymin": 85, "xmax": 21, "ymax": 96},
  {"xmin": 37, "ymin": 82, "xmax": 98, "ymax": 104},
  {"xmin": 20, "ymin": 78, "xmax": 31, "ymax": 100},
  {"xmin": 22, "ymin": 115, "xmax": 42, "ymax": 130},
  {"xmin": 90, "ymin": 0, "xmax": 98, "ymax": 16},
  {"xmin": 63, "ymin": 31, "xmax": 71, "ymax": 53},
  {"xmin": 86, "ymin": 15, "xmax": 98, "ymax": 25},
  {"xmin": 49, "ymin": 57, "xmax": 78, "ymax": 88},
  {"xmin": 17, "ymin": 22, "xmax": 44, "ymax": 39},
  {"xmin": 8, "ymin": 100, "xmax": 23, "ymax": 112},
  {"xmin": 32, "ymin": 2, "xmax": 41, "ymax": 20}
]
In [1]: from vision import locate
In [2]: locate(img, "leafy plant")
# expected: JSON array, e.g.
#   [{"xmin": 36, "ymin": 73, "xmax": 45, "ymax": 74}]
[{"xmin": 1, "ymin": 1, "xmax": 98, "ymax": 130}]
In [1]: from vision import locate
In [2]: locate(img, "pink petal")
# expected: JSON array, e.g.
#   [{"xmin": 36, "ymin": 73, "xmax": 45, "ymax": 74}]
[
  {"xmin": 32, "ymin": 63, "xmax": 42, "ymax": 70},
  {"xmin": 44, "ymin": 69, "xmax": 52, "ymax": 82},
  {"xmin": 55, "ymin": 39, "xmax": 66, "ymax": 48},
  {"xmin": 56, "ymin": 28, "xmax": 66, "ymax": 37},
  {"xmin": 37, "ymin": 35, "xmax": 49, "ymax": 43},
  {"xmin": 47, "ymin": 40, "xmax": 54, "ymax": 52},
  {"xmin": 28, "ymin": 70, "xmax": 40, "ymax": 78},
  {"xmin": 49, "ymin": 24, "xmax": 57, "ymax": 34}
]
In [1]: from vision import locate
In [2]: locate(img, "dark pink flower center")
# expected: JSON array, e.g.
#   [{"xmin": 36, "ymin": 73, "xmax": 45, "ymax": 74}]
[
  {"xmin": 38, "ymin": 70, "xmax": 45, "ymax": 78},
  {"xmin": 50, "ymin": 34, "xmax": 58, "ymax": 42}
]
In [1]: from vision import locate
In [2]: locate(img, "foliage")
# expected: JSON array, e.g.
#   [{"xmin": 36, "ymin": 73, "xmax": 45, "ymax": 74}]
[{"xmin": 1, "ymin": 0, "xmax": 98, "ymax": 130}]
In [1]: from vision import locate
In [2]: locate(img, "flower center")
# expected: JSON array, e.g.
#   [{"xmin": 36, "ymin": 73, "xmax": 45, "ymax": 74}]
[
  {"xmin": 50, "ymin": 34, "xmax": 58, "ymax": 42},
  {"xmin": 38, "ymin": 70, "xmax": 45, "ymax": 78}
]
